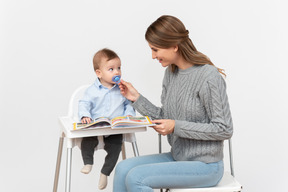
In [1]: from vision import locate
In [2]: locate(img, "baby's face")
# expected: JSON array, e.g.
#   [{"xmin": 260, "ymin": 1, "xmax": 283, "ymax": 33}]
[{"xmin": 96, "ymin": 58, "xmax": 121, "ymax": 88}]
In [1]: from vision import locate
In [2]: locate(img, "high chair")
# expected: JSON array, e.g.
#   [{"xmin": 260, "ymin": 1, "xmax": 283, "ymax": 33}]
[
  {"xmin": 53, "ymin": 85, "xmax": 148, "ymax": 192},
  {"xmin": 158, "ymin": 135, "xmax": 242, "ymax": 192}
]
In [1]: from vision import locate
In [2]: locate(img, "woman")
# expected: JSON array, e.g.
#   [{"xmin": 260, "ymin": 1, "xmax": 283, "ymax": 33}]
[{"xmin": 113, "ymin": 15, "xmax": 233, "ymax": 192}]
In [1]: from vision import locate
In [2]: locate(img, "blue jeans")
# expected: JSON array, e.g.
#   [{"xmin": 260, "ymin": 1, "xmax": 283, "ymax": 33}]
[{"xmin": 113, "ymin": 152, "xmax": 224, "ymax": 192}]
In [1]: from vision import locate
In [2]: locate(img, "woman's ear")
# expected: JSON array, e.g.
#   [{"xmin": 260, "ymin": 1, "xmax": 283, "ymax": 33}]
[
  {"xmin": 95, "ymin": 69, "xmax": 101, "ymax": 78},
  {"xmin": 174, "ymin": 45, "xmax": 179, "ymax": 52}
]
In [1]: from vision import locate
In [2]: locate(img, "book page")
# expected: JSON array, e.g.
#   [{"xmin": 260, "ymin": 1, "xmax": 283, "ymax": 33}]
[
  {"xmin": 73, "ymin": 117, "xmax": 111, "ymax": 130},
  {"xmin": 111, "ymin": 116, "xmax": 153, "ymax": 128},
  {"xmin": 73, "ymin": 116, "xmax": 154, "ymax": 131}
]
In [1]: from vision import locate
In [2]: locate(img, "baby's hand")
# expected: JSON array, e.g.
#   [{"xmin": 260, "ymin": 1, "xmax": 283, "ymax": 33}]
[{"xmin": 81, "ymin": 117, "xmax": 92, "ymax": 124}]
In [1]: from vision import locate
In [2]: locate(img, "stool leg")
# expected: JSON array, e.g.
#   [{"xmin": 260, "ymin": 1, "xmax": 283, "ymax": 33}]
[
  {"xmin": 132, "ymin": 141, "xmax": 139, "ymax": 157},
  {"xmin": 53, "ymin": 137, "xmax": 64, "ymax": 192},
  {"xmin": 65, "ymin": 148, "xmax": 72, "ymax": 192}
]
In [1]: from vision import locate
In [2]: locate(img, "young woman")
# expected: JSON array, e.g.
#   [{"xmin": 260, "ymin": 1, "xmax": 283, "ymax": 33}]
[{"xmin": 113, "ymin": 15, "xmax": 233, "ymax": 192}]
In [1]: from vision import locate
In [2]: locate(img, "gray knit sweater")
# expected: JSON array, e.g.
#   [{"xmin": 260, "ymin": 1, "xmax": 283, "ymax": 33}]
[{"xmin": 132, "ymin": 64, "xmax": 233, "ymax": 163}]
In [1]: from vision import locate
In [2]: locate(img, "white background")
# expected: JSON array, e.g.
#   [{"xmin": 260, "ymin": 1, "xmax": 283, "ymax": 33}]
[{"xmin": 1, "ymin": 0, "xmax": 288, "ymax": 192}]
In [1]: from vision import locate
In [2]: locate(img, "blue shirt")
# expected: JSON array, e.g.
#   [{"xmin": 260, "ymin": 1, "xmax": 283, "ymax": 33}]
[{"xmin": 78, "ymin": 78, "xmax": 135, "ymax": 121}]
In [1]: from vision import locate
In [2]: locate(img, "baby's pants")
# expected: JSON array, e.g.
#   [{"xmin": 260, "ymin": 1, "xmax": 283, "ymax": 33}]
[{"xmin": 81, "ymin": 134, "xmax": 123, "ymax": 176}]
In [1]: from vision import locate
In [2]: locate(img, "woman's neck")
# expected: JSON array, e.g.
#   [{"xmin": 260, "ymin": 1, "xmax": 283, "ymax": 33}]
[{"xmin": 174, "ymin": 57, "xmax": 193, "ymax": 70}]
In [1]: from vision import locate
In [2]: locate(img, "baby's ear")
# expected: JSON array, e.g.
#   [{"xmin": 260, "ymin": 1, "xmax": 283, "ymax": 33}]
[{"xmin": 95, "ymin": 69, "xmax": 101, "ymax": 78}]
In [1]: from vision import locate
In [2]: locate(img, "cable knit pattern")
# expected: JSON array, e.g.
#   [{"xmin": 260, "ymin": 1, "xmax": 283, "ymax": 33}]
[{"xmin": 132, "ymin": 64, "xmax": 233, "ymax": 163}]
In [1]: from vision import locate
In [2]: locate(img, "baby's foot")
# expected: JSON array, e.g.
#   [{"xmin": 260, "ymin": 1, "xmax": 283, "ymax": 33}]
[
  {"xmin": 81, "ymin": 164, "xmax": 92, "ymax": 174},
  {"xmin": 98, "ymin": 173, "xmax": 108, "ymax": 190}
]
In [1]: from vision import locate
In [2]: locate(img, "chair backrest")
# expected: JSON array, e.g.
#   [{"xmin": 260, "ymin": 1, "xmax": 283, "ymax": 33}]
[{"xmin": 67, "ymin": 85, "xmax": 90, "ymax": 122}]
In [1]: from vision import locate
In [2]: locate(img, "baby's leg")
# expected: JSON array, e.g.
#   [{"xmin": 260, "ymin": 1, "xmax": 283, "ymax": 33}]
[
  {"xmin": 101, "ymin": 134, "xmax": 123, "ymax": 175},
  {"xmin": 80, "ymin": 136, "xmax": 99, "ymax": 174},
  {"xmin": 99, "ymin": 134, "xmax": 122, "ymax": 189}
]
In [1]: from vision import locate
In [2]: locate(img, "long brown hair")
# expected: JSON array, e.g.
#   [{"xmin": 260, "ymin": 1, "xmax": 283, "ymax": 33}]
[{"xmin": 145, "ymin": 15, "xmax": 225, "ymax": 76}]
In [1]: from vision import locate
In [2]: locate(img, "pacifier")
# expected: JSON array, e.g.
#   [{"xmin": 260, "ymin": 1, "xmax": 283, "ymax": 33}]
[{"xmin": 112, "ymin": 75, "xmax": 121, "ymax": 84}]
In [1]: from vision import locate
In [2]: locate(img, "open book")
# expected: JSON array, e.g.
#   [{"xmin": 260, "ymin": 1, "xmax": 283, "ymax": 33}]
[{"xmin": 73, "ymin": 116, "xmax": 154, "ymax": 131}]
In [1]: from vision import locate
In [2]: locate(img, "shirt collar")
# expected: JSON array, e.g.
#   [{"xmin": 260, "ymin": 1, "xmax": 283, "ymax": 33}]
[{"xmin": 94, "ymin": 78, "xmax": 118, "ymax": 89}]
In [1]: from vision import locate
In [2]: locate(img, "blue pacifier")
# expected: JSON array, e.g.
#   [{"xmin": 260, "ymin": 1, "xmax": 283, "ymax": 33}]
[{"xmin": 112, "ymin": 75, "xmax": 121, "ymax": 84}]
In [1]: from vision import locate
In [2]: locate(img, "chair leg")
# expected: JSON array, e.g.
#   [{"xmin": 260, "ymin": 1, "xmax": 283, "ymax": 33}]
[
  {"xmin": 65, "ymin": 148, "xmax": 72, "ymax": 192},
  {"xmin": 132, "ymin": 141, "xmax": 139, "ymax": 157},
  {"xmin": 121, "ymin": 142, "xmax": 127, "ymax": 160},
  {"xmin": 53, "ymin": 137, "xmax": 64, "ymax": 192},
  {"xmin": 159, "ymin": 134, "xmax": 163, "ymax": 192}
]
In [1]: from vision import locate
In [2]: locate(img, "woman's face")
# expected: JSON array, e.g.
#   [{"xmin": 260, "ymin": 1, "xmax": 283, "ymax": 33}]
[{"xmin": 148, "ymin": 43, "xmax": 178, "ymax": 68}]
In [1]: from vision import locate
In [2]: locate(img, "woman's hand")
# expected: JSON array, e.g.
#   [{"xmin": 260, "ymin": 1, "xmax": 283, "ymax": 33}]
[
  {"xmin": 118, "ymin": 80, "xmax": 140, "ymax": 102},
  {"xmin": 151, "ymin": 119, "xmax": 175, "ymax": 136}
]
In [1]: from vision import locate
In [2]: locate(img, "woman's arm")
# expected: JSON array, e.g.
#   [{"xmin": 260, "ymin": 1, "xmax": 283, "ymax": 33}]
[
  {"xmin": 119, "ymin": 80, "xmax": 165, "ymax": 119},
  {"xmin": 119, "ymin": 69, "xmax": 170, "ymax": 120},
  {"xmin": 132, "ymin": 94, "xmax": 165, "ymax": 119},
  {"xmin": 119, "ymin": 70, "xmax": 173, "ymax": 135}
]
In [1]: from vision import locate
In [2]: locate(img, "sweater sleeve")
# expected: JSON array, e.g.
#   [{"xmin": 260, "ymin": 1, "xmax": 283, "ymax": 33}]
[
  {"xmin": 174, "ymin": 73, "xmax": 233, "ymax": 141},
  {"xmin": 132, "ymin": 94, "xmax": 164, "ymax": 119}
]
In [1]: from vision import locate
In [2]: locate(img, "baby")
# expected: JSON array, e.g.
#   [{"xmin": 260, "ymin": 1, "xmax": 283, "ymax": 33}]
[{"xmin": 78, "ymin": 48, "xmax": 135, "ymax": 190}]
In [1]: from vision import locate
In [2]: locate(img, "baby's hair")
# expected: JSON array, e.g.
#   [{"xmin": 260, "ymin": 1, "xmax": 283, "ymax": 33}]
[{"xmin": 93, "ymin": 48, "xmax": 119, "ymax": 71}]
